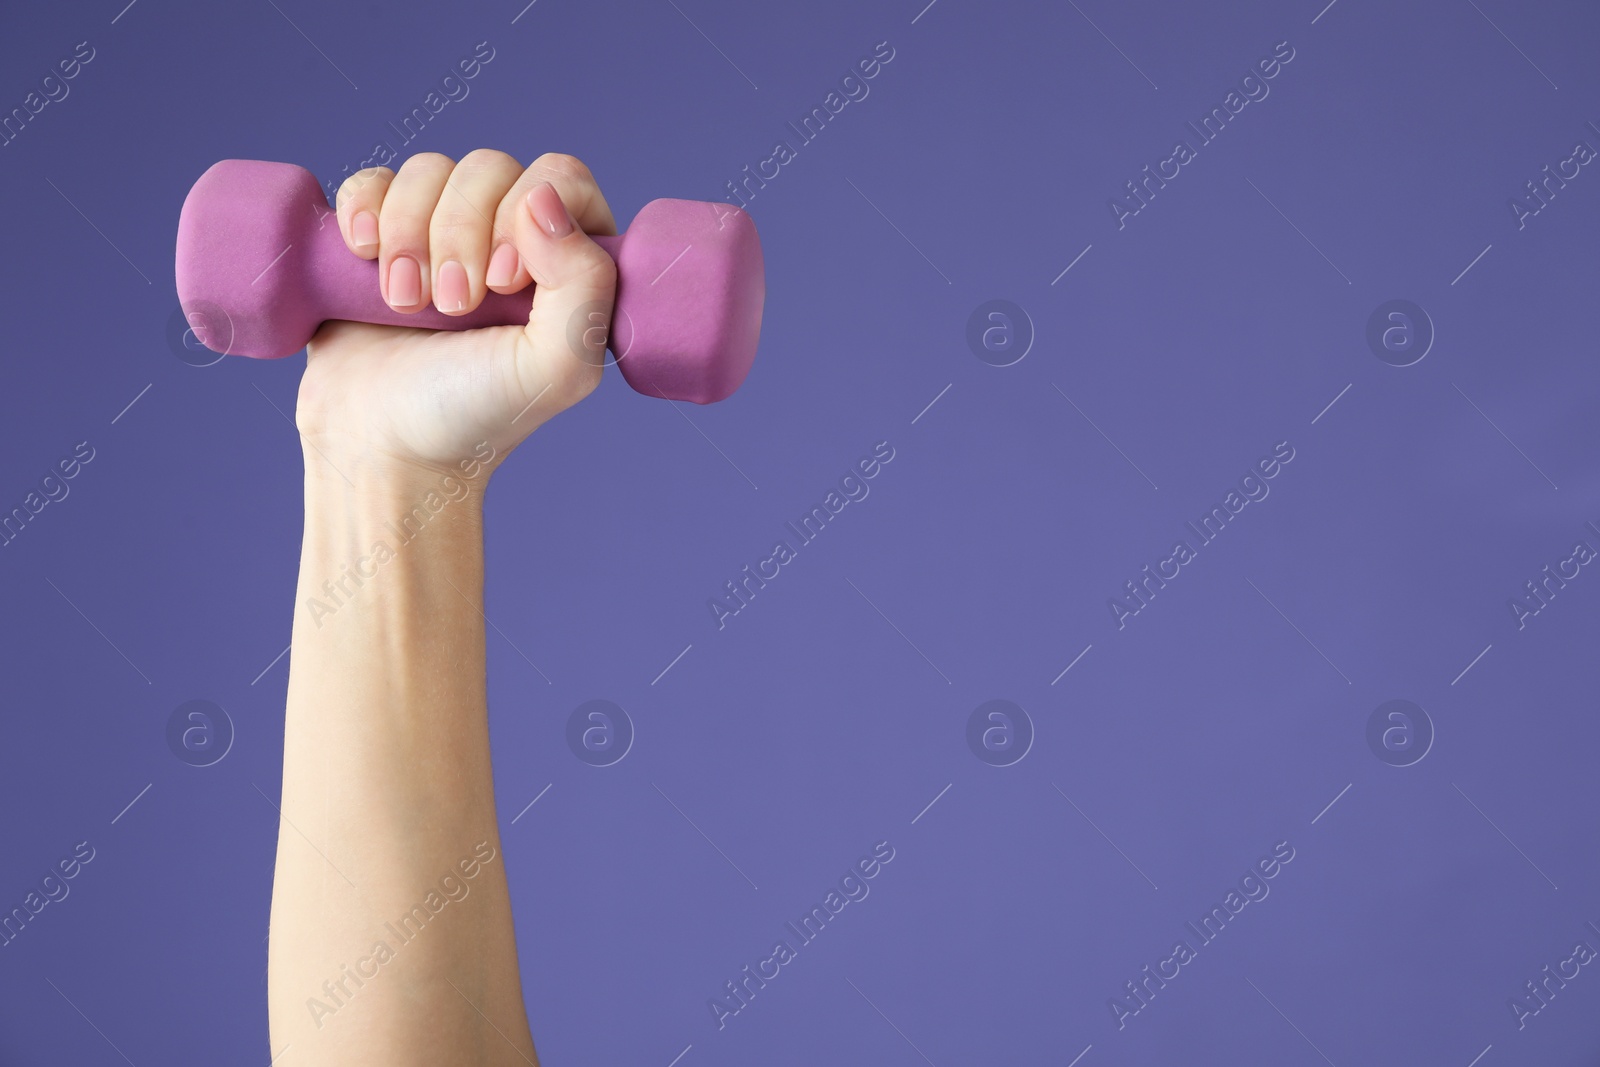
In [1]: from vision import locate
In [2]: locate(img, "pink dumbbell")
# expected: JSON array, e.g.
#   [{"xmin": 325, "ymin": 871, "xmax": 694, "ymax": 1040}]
[{"xmin": 175, "ymin": 160, "xmax": 765, "ymax": 404}]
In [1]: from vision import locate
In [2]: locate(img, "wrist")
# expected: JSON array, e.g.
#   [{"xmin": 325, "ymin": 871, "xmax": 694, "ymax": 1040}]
[
  {"xmin": 295, "ymin": 449, "xmax": 490, "ymax": 641},
  {"xmin": 300, "ymin": 437, "xmax": 498, "ymax": 515},
  {"xmin": 299, "ymin": 444, "xmax": 491, "ymax": 575}
]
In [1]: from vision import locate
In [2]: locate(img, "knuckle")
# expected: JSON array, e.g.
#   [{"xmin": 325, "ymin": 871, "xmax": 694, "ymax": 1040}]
[
  {"xmin": 335, "ymin": 167, "xmax": 390, "ymax": 210},
  {"xmin": 572, "ymin": 244, "xmax": 618, "ymax": 287},
  {"xmin": 381, "ymin": 210, "xmax": 434, "ymax": 250},
  {"xmin": 458, "ymin": 148, "xmax": 519, "ymax": 175},
  {"xmin": 531, "ymin": 152, "xmax": 593, "ymax": 184},
  {"xmin": 398, "ymin": 151, "xmax": 456, "ymax": 176},
  {"xmin": 382, "ymin": 209, "xmax": 432, "ymax": 232},
  {"xmin": 429, "ymin": 212, "xmax": 480, "ymax": 243}
]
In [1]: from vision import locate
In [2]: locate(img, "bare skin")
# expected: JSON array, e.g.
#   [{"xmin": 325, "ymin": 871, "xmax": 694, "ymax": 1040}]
[{"xmin": 266, "ymin": 149, "xmax": 618, "ymax": 1066}]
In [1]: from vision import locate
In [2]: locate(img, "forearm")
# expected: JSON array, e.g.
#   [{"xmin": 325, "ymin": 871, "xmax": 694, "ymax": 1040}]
[{"xmin": 266, "ymin": 452, "xmax": 536, "ymax": 1065}]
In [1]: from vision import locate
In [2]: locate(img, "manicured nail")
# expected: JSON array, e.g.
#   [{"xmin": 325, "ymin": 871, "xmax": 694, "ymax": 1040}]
[
  {"xmin": 486, "ymin": 242, "xmax": 519, "ymax": 288},
  {"xmin": 352, "ymin": 210, "xmax": 379, "ymax": 251},
  {"xmin": 527, "ymin": 182, "xmax": 573, "ymax": 238},
  {"xmin": 435, "ymin": 260, "xmax": 469, "ymax": 312},
  {"xmin": 387, "ymin": 255, "xmax": 421, "ymax": 307}
]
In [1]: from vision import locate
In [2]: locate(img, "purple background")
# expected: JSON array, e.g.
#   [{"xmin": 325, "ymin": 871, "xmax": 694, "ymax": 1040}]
[{"xmin": 3, "ymin": 0, "xmax": 1599, "ymax": 1063}]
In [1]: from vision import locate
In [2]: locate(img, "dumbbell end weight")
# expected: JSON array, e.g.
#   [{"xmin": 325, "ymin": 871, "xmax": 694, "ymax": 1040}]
[{"xmin": 175, "ymin": 160, "xmax": 765, "ymax": 404}]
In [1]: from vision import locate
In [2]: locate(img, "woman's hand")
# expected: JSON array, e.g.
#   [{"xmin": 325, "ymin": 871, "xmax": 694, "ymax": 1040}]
[
  {"xmin": 294, "ymin": 149, "xmax": 619, "ymax": 479},
  {"xmin": 270, "ymin": 149, "xmax": 616, "ymax": 1066}
]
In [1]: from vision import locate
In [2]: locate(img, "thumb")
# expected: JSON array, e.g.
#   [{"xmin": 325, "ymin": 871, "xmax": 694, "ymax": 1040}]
[{"xmin": 504, "ymin": 180, "xmax": 618, "ymax": 429}]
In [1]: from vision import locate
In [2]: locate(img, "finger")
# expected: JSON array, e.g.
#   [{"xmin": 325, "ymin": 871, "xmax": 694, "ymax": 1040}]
[
  {"xmin": 377, "ymin": 152, "xmax": 455, "ymax": 313},
  {"xmin": 505, "ymin": 181, "xmax": 618, "ymax": 423},
  {"xmin": 332, "ymin": 167, "xmax": 394, "ymax": 259},
  {"xmin": 430, "ymin": 149, "xmax": 523, "ymax": 315},
  {"xmin": 489, "ymin": 153, "xmax": 618, "ymax": 295}
]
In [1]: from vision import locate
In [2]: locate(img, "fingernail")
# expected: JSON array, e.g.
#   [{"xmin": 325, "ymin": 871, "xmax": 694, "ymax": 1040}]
[
  {"xmin": 486, "ymin": 242, "xmax": 519, "ymax": 288},
  {"xmin": 352, "ymin": 210, "xmax": 379, "ymax": 251},
  {"xmin": 527, "ymin": 182, "xmax": 573, "ymax": 238},
  {"xmin": 388, "ymin": 255, "xmax": 421, "ymax": 307},
  {"xmin": 436, "ymin": 259, "xmax": 469, "ymax": 312}
]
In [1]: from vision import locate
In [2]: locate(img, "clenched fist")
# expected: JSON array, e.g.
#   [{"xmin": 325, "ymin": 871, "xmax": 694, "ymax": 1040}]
[{"xmin": 295, "ymin": 150, "xmax": 619, "ymax": 479}]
